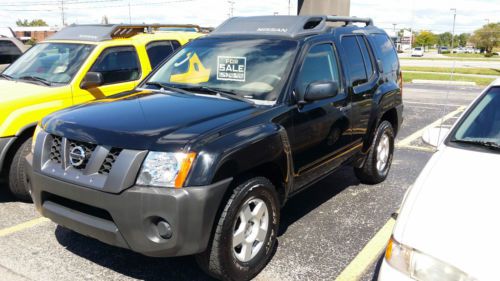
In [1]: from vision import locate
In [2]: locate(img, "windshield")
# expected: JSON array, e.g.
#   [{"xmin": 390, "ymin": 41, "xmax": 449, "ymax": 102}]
[
  {"xmin": 145, "ymin": 38, "xmax": 298, "ymax": 102},
  {"xmin": 451, "ymin": 86, "xmax": 500, "ymax": 147},
  {"xmin": 3, "ymin": 42, "xmax": 94, "ymax": 85}
]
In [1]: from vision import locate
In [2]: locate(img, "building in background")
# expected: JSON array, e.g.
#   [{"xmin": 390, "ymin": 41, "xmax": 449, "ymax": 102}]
[
  {"xmin": 298, "ymin": 0, "xmax": 350, "ymax": 16},
  {"xmin": 12, "ymin": 26, "xmax": 61, "ymax": 43}
]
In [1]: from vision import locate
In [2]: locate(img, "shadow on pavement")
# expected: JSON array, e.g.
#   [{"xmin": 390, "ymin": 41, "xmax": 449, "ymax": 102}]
[
  {"xmin": 0, "ymin": 180, "xmax": 17, "ymax": 203},
  {"xmin": 54, "ymin": 166, "xmax": 359, "ymax": 281}
]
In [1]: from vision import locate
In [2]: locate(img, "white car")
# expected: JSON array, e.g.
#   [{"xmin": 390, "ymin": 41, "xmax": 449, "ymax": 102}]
[
  {"xmin": 378, "ymin": 79, "xmax": 500, "ymax": 281},
  {"xmin": 411, "ymin": 47, "xmax": 424, "ymax": 57}
]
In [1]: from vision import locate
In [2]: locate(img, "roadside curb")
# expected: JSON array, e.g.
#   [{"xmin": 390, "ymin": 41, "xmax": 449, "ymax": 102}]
[{"xmin": 411, "ymin": 79, "xmax": 476, "ymax": 86}]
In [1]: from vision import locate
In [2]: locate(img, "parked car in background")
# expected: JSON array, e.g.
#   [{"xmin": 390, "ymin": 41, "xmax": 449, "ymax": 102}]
[
  {"xmin": 0, "ymin": 24, "xmax": 202, "ymax": 200},
  {"xmin": 27, "ymin": 15, "xmax": 403, "ymax": 281},
  {"xmin": 437, "ymin": 46, "xmax": 449, "ymax": 54},
  {"xmin": 0, "ymin": 36, "xmax": 27, "ymax": 72},
  {"xmin": 411, "ymin": 47, "xmax": 424, "ymax": 57},
  {"xmin": 379, "ymin": 79, "xmax": 500, "ymax": 281}
]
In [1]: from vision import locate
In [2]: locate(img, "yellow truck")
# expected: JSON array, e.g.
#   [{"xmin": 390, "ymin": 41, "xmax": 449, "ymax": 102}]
[{"xmin": 0, "ymin": 24, "xmax": 202, "ymax": 200}]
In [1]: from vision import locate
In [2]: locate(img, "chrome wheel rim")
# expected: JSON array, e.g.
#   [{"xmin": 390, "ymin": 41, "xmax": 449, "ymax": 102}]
[
  {"xmin": 376, "ymin": 133, "xmax": 390, "ymax": 172},
  {"xmin": 232, "ymin": 197, "xmax": 269, "ymax": 262}
]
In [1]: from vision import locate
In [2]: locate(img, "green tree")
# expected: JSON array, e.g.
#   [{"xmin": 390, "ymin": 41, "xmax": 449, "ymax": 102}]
[
  {"xmin": 457, "ymin": 33, "xmax": 470, "ymax": 47},
  {"xmin": 470, "ymin": 23, "xmax": 499, "ymax": 54},
  {"xmin": 437, "ymin": 32, "xmax": 452, "ymax": 47},
  {"xmin": 415, "ymin": 30, "xmax": 437, "ymax": 50},
  {"xmin": 15, "ymin": 19, "xmax": 48, "ymax": 27}
]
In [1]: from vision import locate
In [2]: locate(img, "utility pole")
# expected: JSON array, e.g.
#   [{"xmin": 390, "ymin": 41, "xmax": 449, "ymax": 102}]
[
  {"xmin": 288, "ymin": 0, "xmax": 291, "ymax": 15},
  {"xmin": 128, "ymin": 0, "xmax": 132, "ymax": 23},
  {"xmin": 392, "ymin": 23, "xmax": 397, "ymax": 34},
  {"xmin": 450, "ymin": 8, "xmax": 456, "ymax": 48},
  {"xmin": 227, "ymin": 0, "xmax": 235, "ymax": 18},
  {"xmin": 61, "ymin": 0, "xmax": 65, "ymax": 26}
]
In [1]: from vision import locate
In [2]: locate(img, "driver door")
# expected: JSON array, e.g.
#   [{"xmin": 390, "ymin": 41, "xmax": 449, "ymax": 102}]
[
  {"xmin": 72, "ymin": 46, "xmax": 142, "ymax": 104},
  {"xmin": 289, "ymin": 43, "xmax": 353, "ymax": 189}
]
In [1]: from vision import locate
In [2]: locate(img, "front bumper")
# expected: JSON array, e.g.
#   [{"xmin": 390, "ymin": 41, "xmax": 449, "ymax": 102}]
[
  {"xmin": 377, "ymin": 258, "xmax": 412, "ymax": 281},
  {"xmin": 27, "ymin": 154, "xmax": 231, "ymax": 257},
  {"xmin": 0, "ymin": 136, "xmax": 16, "ymax": 173}
]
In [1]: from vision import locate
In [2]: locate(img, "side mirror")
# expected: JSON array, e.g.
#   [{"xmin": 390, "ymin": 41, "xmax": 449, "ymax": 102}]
[
  {"xmin": 303, "ymin": 81, "xmax": 338, "ymax": 103},
  {"xmin": 80, "ymin": 72, "xmax": 103, "ymax": 89},
  {"xmin": 422, "ymin": 127, "xmax": 451, "ymax": 147}
]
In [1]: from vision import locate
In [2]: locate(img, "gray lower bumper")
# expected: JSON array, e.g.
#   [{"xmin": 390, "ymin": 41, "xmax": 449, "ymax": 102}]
[
  {"xmin": 0, "ymin": 136, "xmax": 16, "ymax": 173},
  {"xmin": 27, "ymin": 155, "xmax": 231, "ymax": 257}
]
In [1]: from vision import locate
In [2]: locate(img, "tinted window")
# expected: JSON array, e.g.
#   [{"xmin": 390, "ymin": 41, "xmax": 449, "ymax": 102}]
[
  {"xmin": 356, "ymin": 36, "xmax": 374, "ymax": 79},
  {"xmin": 371, "ymin": 34, "xmax": 399, "ymax": 80},
  {"xmin": 146, "ymin": 41, "xmax": 176, "ymax": 69},
  {"xmin": 89, "ymin": 46, "xmax": 140, "ymax": 85},
  {"xmin": 295, "ymin": 44, "xmax": 340, "ymax": 97},
  {"xmin": 0, "ymin": 40, "xmax": 22, "ymax": 64},
  {"xmin": 341, "ymin": 36, "xmax": 367, "ymax": 86}
]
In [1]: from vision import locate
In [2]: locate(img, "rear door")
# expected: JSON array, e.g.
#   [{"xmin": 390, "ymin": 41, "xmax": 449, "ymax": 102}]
[
  {"xmin": 289, "ymin": 42, "xmax": 352, "ymax": 187},
  {"xmin": 340, "ymin": 35, "xmax": 378, "ymax": 144}
]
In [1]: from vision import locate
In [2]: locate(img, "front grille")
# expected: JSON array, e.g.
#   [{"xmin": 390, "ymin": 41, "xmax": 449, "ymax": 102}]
[
  {"xmin": 99, "ymin": 148, "xmax": 122, "ymax": 175},
  {"xmin": 68, "ymin": 140, "xmax": 97, "ymax": 170},
  {"xmin": 49, "ymin": 136, "xmax": 63, "ymax": 163}
]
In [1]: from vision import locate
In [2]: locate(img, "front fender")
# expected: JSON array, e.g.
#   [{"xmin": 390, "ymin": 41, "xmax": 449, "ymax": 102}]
[{"xmin": 186, "ymin": 123, "xmax": 293, "ymax": 197}]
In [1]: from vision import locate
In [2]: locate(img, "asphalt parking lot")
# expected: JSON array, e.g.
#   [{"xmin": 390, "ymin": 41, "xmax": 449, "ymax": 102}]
[{"xmin": 0, "ymin": 83, "xmax": 482, "ymax": 281}]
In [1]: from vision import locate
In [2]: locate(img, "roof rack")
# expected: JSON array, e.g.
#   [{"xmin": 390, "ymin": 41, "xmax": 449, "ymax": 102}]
[
  {"xmin": 210, "ymin": 15, "xmax": 374, "ymax": 39},
  {"xmin": 47, "ymin": 24, "xmax": 203, "ymax": 42},
  {"xmin": 326, "ymin": 16, "xmax": 373, "ymax": 26}
]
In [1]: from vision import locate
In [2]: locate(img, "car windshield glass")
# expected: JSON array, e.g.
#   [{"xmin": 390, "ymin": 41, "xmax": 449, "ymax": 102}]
[
  {"xmin": 145, "ymin": 38, "xmax": 298, "ymax": 103},
  {"xmin": 451, "ymin": 86, "xmax": 500, "ymax": 147},
  {"xmin": 3, "ymin": 42, "xmax": 94, "ymax": 85}
]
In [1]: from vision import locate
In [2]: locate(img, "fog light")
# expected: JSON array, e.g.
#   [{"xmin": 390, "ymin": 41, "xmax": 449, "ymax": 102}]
[{"xmin": 157, "ymin": 220, "xmax": 173, "ymax": 239}]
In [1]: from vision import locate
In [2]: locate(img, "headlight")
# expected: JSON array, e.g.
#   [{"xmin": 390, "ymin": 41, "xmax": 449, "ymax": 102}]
[
  {"xmin": 31, "ymin": 125, "xmax": 43, "ymax": 154},
  {"xmin": 136, "ymin": 151, "xmax": 196, "ymax": 188},
  {"xmin": 385, "ymin": 236, "xmax": 477, "ymax": 281}
]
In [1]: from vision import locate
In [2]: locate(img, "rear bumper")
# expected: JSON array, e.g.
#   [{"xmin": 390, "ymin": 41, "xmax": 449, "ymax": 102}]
[
  {"xmin": 27, "ymin": 154, "xmax": 231, "ymax": 257},
  {"xmin": 0, "ymin": 136, "xmax": 16, "ymax": 173}
]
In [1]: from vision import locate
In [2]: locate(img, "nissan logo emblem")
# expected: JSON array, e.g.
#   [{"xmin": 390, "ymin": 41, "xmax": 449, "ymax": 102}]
[{"xmin": 69, "ymin": 146, "xmax": 86, "ymax": 167}]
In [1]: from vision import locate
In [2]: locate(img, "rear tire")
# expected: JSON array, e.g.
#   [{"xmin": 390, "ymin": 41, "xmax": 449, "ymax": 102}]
[
  {"xmin": 8, "ymin": 138, "xmax": 32, "ymax": 201},
  {"xmin": 354, "ymin": 121, "xmax": 394, "ymax": 184},
  {"xmin": 196, "ymin": 177, "xmax": 279, "ymax": 281}
]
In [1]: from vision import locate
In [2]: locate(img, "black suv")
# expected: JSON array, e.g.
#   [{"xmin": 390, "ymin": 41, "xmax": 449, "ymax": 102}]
[{"xmin": 27, "ymin": 16, "xmax": 403, "ymax": 280}]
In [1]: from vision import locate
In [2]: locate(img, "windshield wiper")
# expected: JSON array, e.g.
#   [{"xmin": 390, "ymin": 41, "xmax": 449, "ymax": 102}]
[
  {"xmin": 18, "ymin": 75, "xmax": 52, "ymax": 86},
  {"xmin": 178, "ymin": 85, "xmax": 254, "ymax": 105},
  {"xmin": 0, "ymin": 73, "xmax": 13, "ymax": 80},
  {"xmin": 451, "ymin": 139, "xmax": 500, "ymax": 151},
  {"xmin": 143, "ymin": 81, "xmax": 195, "ymax": 96}
]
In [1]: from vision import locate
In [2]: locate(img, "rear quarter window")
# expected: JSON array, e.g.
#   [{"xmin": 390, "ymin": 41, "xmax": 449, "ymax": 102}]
[{"xmin": 369, "ymin": 34, "xmax": 399, "ymax": 82}]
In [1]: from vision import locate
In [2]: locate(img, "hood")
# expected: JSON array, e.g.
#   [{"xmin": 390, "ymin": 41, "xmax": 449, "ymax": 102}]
[
  {"xmin": 0, "ymin": 79, "xmax": 58, "ymax": 103},
  {"xmin": 394, "ymin": 145, "xmax": 500, "ymax": 281},
  {"xmin": 42, "ymin": 90, "xmax": 261, "ymax": 150}
]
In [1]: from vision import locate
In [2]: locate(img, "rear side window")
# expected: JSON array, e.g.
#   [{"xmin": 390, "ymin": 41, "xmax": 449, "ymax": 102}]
[
  {"xmin": 370, "ymin": 34, "xmax": 399, "ymax": 80},
  {"xmin": 89, "ymin": 46, "xmax": 140, "ymax": 85},
  {"xmin": 341, "ymin": 36, "xmax": 367, "ymax": 87},
  {"xmin": 0, "ymin": 40, "xmax": 22, "ymax": 64},
  {"xmin": 146, "ymin": 40, "xmax": 180, "ymax": 69},
  {"xmin": 356, "ymin": 36, "xmax": 374, "ymax": 79}
]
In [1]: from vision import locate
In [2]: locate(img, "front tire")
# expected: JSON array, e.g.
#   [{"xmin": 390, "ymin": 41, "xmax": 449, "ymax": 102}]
[
  {"xmin": 196, "ymin": 177, "xmax": 280, "ymax": 281},
  {"xmin": 354, "ymin": 121, "xmax": 394, "ymax": 184},
  {"xmin": 8, "ymin": 138, "xmax": 32, "ymax": 201}
]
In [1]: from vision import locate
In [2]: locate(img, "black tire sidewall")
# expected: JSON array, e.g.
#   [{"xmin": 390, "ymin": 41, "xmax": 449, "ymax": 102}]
[
  {"xmin": 8, "ymin": 137, "xmax": 32, "ymax": 201},
  {"xmin": 220, "ymin": 178, "xmax": 279, "ymax": 280}
]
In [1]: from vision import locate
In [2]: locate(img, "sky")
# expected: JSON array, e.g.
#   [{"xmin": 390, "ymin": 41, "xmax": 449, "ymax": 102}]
[{"xmin": 0, "ymin": 0, "xmax": 498, "ymax": 35}]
